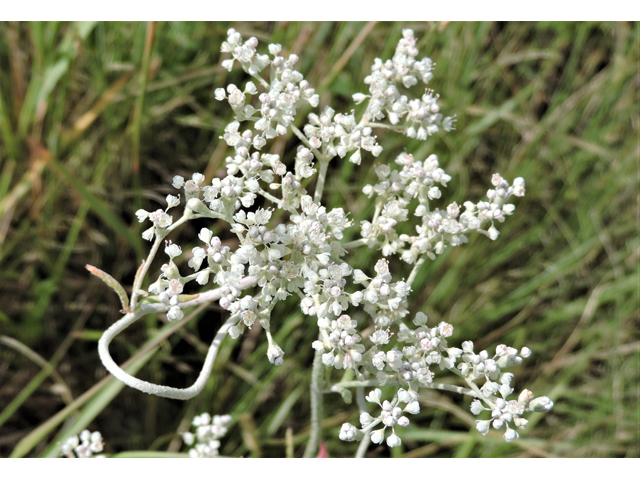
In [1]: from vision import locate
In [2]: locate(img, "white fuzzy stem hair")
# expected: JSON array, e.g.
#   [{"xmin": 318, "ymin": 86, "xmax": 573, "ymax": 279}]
[{"xmin": 98, "ymin": 275, "xmax": 257, "ymax": 400}]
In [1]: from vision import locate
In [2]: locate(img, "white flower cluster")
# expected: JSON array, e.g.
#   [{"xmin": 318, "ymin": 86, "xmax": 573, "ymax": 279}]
[
  {"xmin": 60, "ymin": 430, "xmax": 105, "ymax": 458},
  {"xmin": 361, "ymin": 152, "xmax": 526, "ymax": 262},
  {"xmin": 182, "ymin": 413, "xmax": 232, "ymax": 458},
  {"xmin": 472, "ymin": 389, "xmax": 554, "ymax": 442},
  {"xmin": 356, "ymin": 29, "xmax": 455, "ymax": 138},
  {"xmin": 303, "ymin": 107, "xmax": 382, "ymax": 165},
  {"xmin": 109, "ymin": 27, "xmax": 553, "ymax": 453},
  {"xmin": 340, "ymin": 387, "xmax": 420, "ymax": 448}
]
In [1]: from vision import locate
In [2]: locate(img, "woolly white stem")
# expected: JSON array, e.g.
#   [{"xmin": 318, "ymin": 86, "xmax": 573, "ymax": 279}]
[
  {"xmin": 98, "ymin": 275, "xmax": 257, "ymax": 400},
  {"xmin": 303, "ymin": 348, "xmax": 324, "ymax": 458},
  {"xmin": 331, "ymin": 379, "xmax": 480, "ymax": 398},
  {"xmin": 354, "ymin": 387, "xmax": 371, "ymax": 458}
]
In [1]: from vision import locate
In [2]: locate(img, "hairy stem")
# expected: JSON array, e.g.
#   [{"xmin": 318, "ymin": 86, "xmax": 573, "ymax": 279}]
[
  {"xmin": 354, "ymin": 387, "xmax": 371, "ymax": 458},
  {"xmin": 331, "ymin": 379, "xmax": 480, "ymax": 399},
  {"xmin": 303, "ymin": 348, "xmax": 324, "ymax": 457},
  {"xmin": 290, "ymin": 123, "xmax": 323, "ymax": 161},
  {"xmin": 131, "ymin": 235, "xmax": 163, "ymax": 309},
  {"xmin": 342, "ymin": 238, "xmax": 370, "ymax": 249},
  {"xmin": 314, "ymin": 159, "xmax": 330, "ymax": 204},
  {"xmin": 407, "ymin": 255, "xmax": 427, "ymax": 287},
  {"xmin": 98, "ymin": 276, "xmax": 257, "ymax": 399}
]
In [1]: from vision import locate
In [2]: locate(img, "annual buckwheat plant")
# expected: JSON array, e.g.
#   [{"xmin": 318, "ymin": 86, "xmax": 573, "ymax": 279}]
[{"xmin": 88, "ymin": 28, "xmax": 553, "ymax": 457}]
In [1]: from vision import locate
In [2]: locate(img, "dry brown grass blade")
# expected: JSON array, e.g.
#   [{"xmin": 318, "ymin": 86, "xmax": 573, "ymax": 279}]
[
  {"xmin": 61, "ymin": 70, "xmax": 134, "ymax": 146},
  {"xmin": 318, "ymin": 21, "xmax": 378, "ymax": 93},
  {"xmin": 0, "ymin": 138, "xmax": 49, "ymax": 247}
]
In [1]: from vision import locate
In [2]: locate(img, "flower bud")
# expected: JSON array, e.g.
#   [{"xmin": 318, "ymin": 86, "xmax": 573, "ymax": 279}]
[{"xmin": 528, "ymin": 396, "xmax": 554, "ymax": 412}]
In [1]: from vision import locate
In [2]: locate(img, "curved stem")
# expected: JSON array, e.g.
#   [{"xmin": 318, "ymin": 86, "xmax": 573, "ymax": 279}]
[
  {"xmin": 98, "ymin": 275, "xmax": 257, "ymax": 400},
  {"xmin": 303, "ymin": 349, "xmax": 324, "ymax": 457}
]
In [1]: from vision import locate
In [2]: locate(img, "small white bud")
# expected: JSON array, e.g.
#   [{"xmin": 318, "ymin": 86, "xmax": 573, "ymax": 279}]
[
  {"xmin": 503, "ymin": 426, "xmax": 519, "ymax": 443},
  {"xmin": 352, "ymin": 93, "xmax": 368, "ymax": 104},
  {"xmin": 475, "ymin": 420, "xmax": 491, "ymax": 436},
  {"xmin": 370, "ymin": 429, "xmax": 385, "ymax": 445},
  {"xmin": 386, "ymin": 433, "xmax": 402, "ymax": 448},
  {"xmin": 403, "ymin": 401, "xmax": 420, "ymax": 415},
  {"xmin": 172, "ymin": 176, "xmax": 185, "ymax": 189}
]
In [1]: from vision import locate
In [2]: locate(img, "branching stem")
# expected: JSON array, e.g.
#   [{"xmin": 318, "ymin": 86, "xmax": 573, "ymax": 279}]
[{"xmin": 98, "ymin": 276, "xmax": 257, "ymax": 399}]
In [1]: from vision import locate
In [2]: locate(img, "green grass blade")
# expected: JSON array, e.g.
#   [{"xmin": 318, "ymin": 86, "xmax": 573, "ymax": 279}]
[{"xmin": 46, "ymin": 156, "xmax": 144, "ymax": 256}]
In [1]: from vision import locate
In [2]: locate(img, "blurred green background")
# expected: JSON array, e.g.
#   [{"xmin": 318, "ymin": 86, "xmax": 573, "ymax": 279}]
[{"xmin": 0, "ymin": 21, "xmax": 637, "ymax": 458}]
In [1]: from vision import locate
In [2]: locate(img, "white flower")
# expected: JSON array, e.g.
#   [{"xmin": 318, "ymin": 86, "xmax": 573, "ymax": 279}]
[
  {"xmin": 470, "ymin": 400, "xmax": 485, "ymax": 415},
  {"xmin": 365, "ymin": 388, "xmax": 382, "ymax": 405},
  {"xmin": 166, "ymin": 195, "xmax": 180, "ymax": 209},
  {"xmin": 135, "ymin": 209, "xmax": 149, "ymax": 222},
  {"xmin": 404, "ymin": 401, "xmax": 420, "ymax": 415},
  {"xmin": 165, "ymin": 243, "xmax": 182, "ymax": 258}
]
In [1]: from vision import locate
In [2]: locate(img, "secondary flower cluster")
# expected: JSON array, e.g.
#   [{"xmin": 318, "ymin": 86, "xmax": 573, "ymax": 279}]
[
  {"xmin": 340, "ymin": 387, "xmax": 421, "ymax": 448},
  {"xmin": 182, "ymin": 413, "xmax": 232, "ymax": 458},
  {"xmin": 115, "ymin": 27, "xmax": 554, "ymax": 452},
  {"xmin": 60, "ymin": 430, "xmax": 105, "ymax": 458}
]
